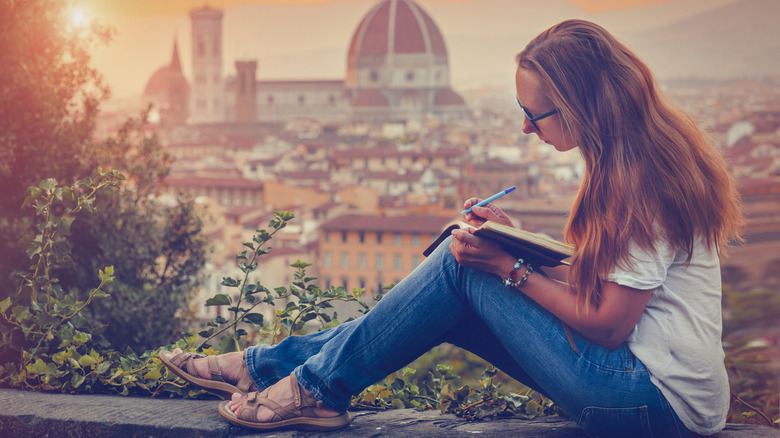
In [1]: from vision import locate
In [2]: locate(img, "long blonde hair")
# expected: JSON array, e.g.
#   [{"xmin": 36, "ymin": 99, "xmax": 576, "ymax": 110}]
[{"xmin": 516, "ymin": 20, "xmax": 744, "ymax": 309}]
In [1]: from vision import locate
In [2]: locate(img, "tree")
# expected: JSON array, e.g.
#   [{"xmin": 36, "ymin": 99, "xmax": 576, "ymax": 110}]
[{"xmin": 0, "ymin": 0, "xmax": 209, "ymax": 352}]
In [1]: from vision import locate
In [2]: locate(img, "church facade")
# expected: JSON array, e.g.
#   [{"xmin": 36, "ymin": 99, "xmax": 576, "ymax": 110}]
[{"xmin": 144, "ymin": 0, "xmax": 469, "ymax": 126}]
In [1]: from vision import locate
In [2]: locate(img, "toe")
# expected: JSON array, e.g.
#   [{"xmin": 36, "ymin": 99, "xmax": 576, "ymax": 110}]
[
  {"xmin": 172, "ymin": 347, "xmax": 183, "ymax": 355},
  {"xmin": 229, "ymin": 392, "xmax": 246, "ymax": 412}
]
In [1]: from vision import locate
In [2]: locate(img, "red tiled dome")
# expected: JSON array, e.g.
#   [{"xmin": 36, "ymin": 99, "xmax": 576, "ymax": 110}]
[
  {"xmin": 347, "ymin": 0, "xmax": 448, "ymax": 68},
  {"xmin": 143, "ymin": 39, "xmax": 190, "ymax": 101}
]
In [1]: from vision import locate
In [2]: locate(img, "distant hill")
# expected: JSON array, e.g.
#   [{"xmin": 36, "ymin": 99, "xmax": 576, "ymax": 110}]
[{"xmin": 625, "ymin": 0, "xmax": 780, "ymax": 79}]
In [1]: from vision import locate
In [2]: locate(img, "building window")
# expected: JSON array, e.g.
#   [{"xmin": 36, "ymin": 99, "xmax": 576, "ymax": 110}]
[
  {"xmin": 377, "ymin": 278, "xmax": 384, "ymax": 294},
  {"xmin": 359, "ymin": 232, "xmax": 365, "ymax": 243},
  {"xmin": 342, "ymin": 231, "xmax": 347, "ymax": 243},
  {"xmin": 324, "ymin": 231, "xmax": 329, "ymax": 242},
  {"xmin": 370, "ymin": 71, "xmax": 379, "ymax": 82},
  {"xmin": 323, "ymin": 252, "xmax": 331, "ymax": 268},
  {"xmin": 329, "ymin": 95, "xmax": 336, "ymax": 105},
  {"xmin": 298, "ymin": 95, "xmax": 305, "ymax": 105},
  {"xmin": 197, "ymin": 39, "xmax": 205, "ymax": 57},
  {"xmin": 406, "ymin": 71, "xmax": 414, "ymax": 82},
  {"xmin": 358, "ymin": 253, "xmax": 366, "ymax": 270},
  {"xmin": 412, "ymin": 234, "xmax": 420, "ymax": 246},
  {"xmin": 413, "ymin": 255, "xmax": 421, "ymax": 268},
  {"xmin": 341, "ymin": 252, "xmax": 349, "ymax": 269},
  {"xmin": 359, "ymin": 277, "xmax": 366, "ymax": 290},
  {"xmin": 376, "ymin": 254, "xmax": 383, "ymax": 271},
  {"xmin": 376, "ymin": 232, "xmax": 382, "ymax": 244},
  {"xmin": 267, "ymin": 95, "xmax": 275, "ymax": 105},
  {"xmin": 394, "ymin": 254, "xmax": 402, "ymax": 271},
  {"xmin": 324, "ymin": 276, "xmax": 331, "ymax": 290},
  {"xmin": 394, "ymin": 233, "xmax": 401, "ymax": 246},
  {"xmin": 341, "ymin": 276, "xmax": 349, "ymax": 289}
]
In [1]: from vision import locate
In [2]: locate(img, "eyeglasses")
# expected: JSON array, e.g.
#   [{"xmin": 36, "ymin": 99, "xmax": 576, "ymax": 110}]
[{"xmin": 516, "ymin": 96, "xmax": 558, "ymax": 131}]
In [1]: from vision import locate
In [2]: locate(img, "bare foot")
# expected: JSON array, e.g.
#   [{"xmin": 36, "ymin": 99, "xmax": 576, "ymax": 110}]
[
  {"xmin": 170, "ymin": 347, "xmax": 246, "ymax": 384},
  {"xmin": 227, "ymin": 375, "xmax": 340, "ymax": 422}
]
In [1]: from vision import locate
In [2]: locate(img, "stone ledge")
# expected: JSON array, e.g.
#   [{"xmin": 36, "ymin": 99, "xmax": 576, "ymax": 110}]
[{"xmin": 1, "ymin": 388, "xmax": 778, "ymax": 437}]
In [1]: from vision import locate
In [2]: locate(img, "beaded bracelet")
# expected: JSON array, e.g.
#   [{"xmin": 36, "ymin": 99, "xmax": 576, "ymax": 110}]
[{"xmin": 503, "ymin": 258, "xmax": 534, "ymax": 288}]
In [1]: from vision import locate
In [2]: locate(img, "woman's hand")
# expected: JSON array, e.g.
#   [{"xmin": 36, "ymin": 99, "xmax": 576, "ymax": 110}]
[
  {"xmin": 461, "ymin": 198, "xmax": 514, "ymax": 228},
  {"xmin": 449, "ymin": 227, "xmax": 516, "ymax": 278}
]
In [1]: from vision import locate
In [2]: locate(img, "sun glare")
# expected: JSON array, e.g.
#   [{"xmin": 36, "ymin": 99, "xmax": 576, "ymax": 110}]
[{"xmin": 69, "ymin": 6, "xmax": 89, "ymax": 28}]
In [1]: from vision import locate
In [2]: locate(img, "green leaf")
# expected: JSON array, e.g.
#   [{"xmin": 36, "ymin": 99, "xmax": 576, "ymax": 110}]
[
  {"xmin": 39, "ymin": 178, "xmax": 57, "ymax": 192},
  {"xmin": 96, "ymin": 361, "xmax": 111, "ymax": 374},
  {"xmin": 205, "ymin": 294, "xmax": 231, "ymax": 306},
  {"xmin": 221, "ymin": 277, "xmax": 240, "ymax": 287},
  {"xmin": 99, "ymin": 266, "xmax": 115, "ymax": 283},
  {"xmin": 51, "ymin": 238, "xmax": 71, "ymax": 262},
  {"xmin": 78, "ymin": 355, "xmax": 98, "ymax": 367},
  {"xmin": 143, "ymin": 368, "xmax": 162, "ymax": 380},
  {"xmin": 71, "ymin": 374, "xmax": 86, "ymax": 389},
  {"xmin": 242, "ymin": 313, "xmax": 264, "ymax": 325},
  {"xmin": 11, "ymin": 305, "xmax": 31, "ymax": 322},
  {"xmin": 0, "ymin": 297, "xmax": 11, "ymax": 313}
]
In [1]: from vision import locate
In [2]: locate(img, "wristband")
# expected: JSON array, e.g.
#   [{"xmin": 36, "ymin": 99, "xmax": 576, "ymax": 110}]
[{"xmin": 504, "ymin": 258, "xmax": 534, "ymax": 288}]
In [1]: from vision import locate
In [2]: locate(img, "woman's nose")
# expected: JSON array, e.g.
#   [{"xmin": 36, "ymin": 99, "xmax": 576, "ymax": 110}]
[{"xmin": 521, "ymin": 117, "xmax": 536, "ymax": 134}]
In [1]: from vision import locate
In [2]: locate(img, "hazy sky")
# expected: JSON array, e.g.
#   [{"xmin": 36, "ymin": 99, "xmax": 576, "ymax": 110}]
[
  {"xmin": 80, "ymin": 0, "xmax": 677, "ymax": 15},
  {"xmin": 72, "ymin": 0, "xmax": 742, "ymax": 99}
]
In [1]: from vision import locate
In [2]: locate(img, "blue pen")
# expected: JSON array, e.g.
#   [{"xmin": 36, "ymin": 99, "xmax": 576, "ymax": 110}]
[{"xmin": 460, "ymin": 186, "xmax": 516, "ymax": 215}]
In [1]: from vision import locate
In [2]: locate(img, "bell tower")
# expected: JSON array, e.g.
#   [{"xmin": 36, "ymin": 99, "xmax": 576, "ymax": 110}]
[{"xmin": 190, "ymin": 6, "xmax": 223, "ymax": 123}]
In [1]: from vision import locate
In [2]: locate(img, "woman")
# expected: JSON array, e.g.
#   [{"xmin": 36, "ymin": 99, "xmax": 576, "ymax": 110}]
[{"xmin": 161, "ymin": 19, "xmax": 743, "ymax": 437}]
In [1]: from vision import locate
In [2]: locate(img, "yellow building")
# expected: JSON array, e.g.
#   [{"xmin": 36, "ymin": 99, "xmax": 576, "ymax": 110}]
[{"xmin": 318, "ymin": 214, "xmax": 453, "ymax": 297}]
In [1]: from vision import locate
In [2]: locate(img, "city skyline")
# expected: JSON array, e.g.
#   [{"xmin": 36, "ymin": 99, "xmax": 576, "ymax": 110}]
[{"xmin": 72, "ymin": 0, "xmax": 761, "ymax": 99}]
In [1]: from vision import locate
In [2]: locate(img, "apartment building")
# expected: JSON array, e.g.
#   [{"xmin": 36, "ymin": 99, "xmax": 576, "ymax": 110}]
[{"xmin": 318, "ymin": 214, "xmax": 454, "ymax": 297}]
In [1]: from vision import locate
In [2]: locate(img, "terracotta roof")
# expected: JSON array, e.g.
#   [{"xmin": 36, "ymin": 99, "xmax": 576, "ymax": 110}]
[
  {"xmin": 165, "ymin": 176, "xmax": 263, "ymax": 189},
  {"xmin": 434, "ymin": 87, "xmax": 466, "ymax": 106},
  {"xmin": 273, "ymin": 170, "xmax": 331, "ymax": 181},
  {"xmin": 321, "ymin": 214, "xmax": 452, "ymax": 234},
  {"xmin": 362, "ymin": 170, "xmax": 423, "ymax": 182},
  {"xmin": 352, "ymin": 89, "xmax": 389, "ymax": 107}
]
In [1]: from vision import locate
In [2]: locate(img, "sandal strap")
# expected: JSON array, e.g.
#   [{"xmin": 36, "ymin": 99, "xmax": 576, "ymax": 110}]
[
  {"xmin": 170, "ymin": 352, "xmax": 207, "ymax": 379},
  {"xmin": 237, "ymin": 391, "xmax": 292, "ymax": 422},
  {"xmin": 236, "ymin": 371, "xmax": 257, "ymax": 393},
  {"xmin": 206, "ymin": 356, "xmax": 227, "ymax": 383},
  {"xmin": 235, "ymin": 373, "xmax": 327, "ymax": 423}
]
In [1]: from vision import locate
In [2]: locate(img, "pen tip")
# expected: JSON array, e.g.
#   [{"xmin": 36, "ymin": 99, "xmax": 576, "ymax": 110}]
[{"xmin": 506, "ymin": 186, "xmax": 516, "ymax": 193}]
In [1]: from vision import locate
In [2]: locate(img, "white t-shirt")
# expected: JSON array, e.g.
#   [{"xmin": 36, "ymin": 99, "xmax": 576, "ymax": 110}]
[{"xmin": 607, "ymin": 236, "xmax": 728, "ymax": 436}]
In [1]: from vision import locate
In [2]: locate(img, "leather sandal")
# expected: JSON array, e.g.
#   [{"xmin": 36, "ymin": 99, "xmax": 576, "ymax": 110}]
[
  {"xmin": 218, "ymin": 372, "xmax": 352, "ymax": 431},
  {"xmin": 159, "ymin": 350, "xmax": 258, "ymax": 399}
]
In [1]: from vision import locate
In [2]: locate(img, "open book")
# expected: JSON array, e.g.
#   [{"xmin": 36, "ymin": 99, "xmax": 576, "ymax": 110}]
[{"xmin": 423, "ymin": 221, "xmax": 574, "ymax": 267}]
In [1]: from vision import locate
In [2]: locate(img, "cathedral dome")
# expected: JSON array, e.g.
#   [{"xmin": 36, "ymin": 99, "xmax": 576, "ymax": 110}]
[
  {"xmin": 143, "ymin": 39, "xmax": 190, "ymax": 125},
  {"xmin": 346, "ymin": 0, "xmax": 450, "ymax": 90}
]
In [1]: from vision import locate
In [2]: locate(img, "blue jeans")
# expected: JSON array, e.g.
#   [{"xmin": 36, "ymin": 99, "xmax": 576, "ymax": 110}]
[{"xmin": 245, "ymin": 237, "xmax": 693, "ymax": 438}]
